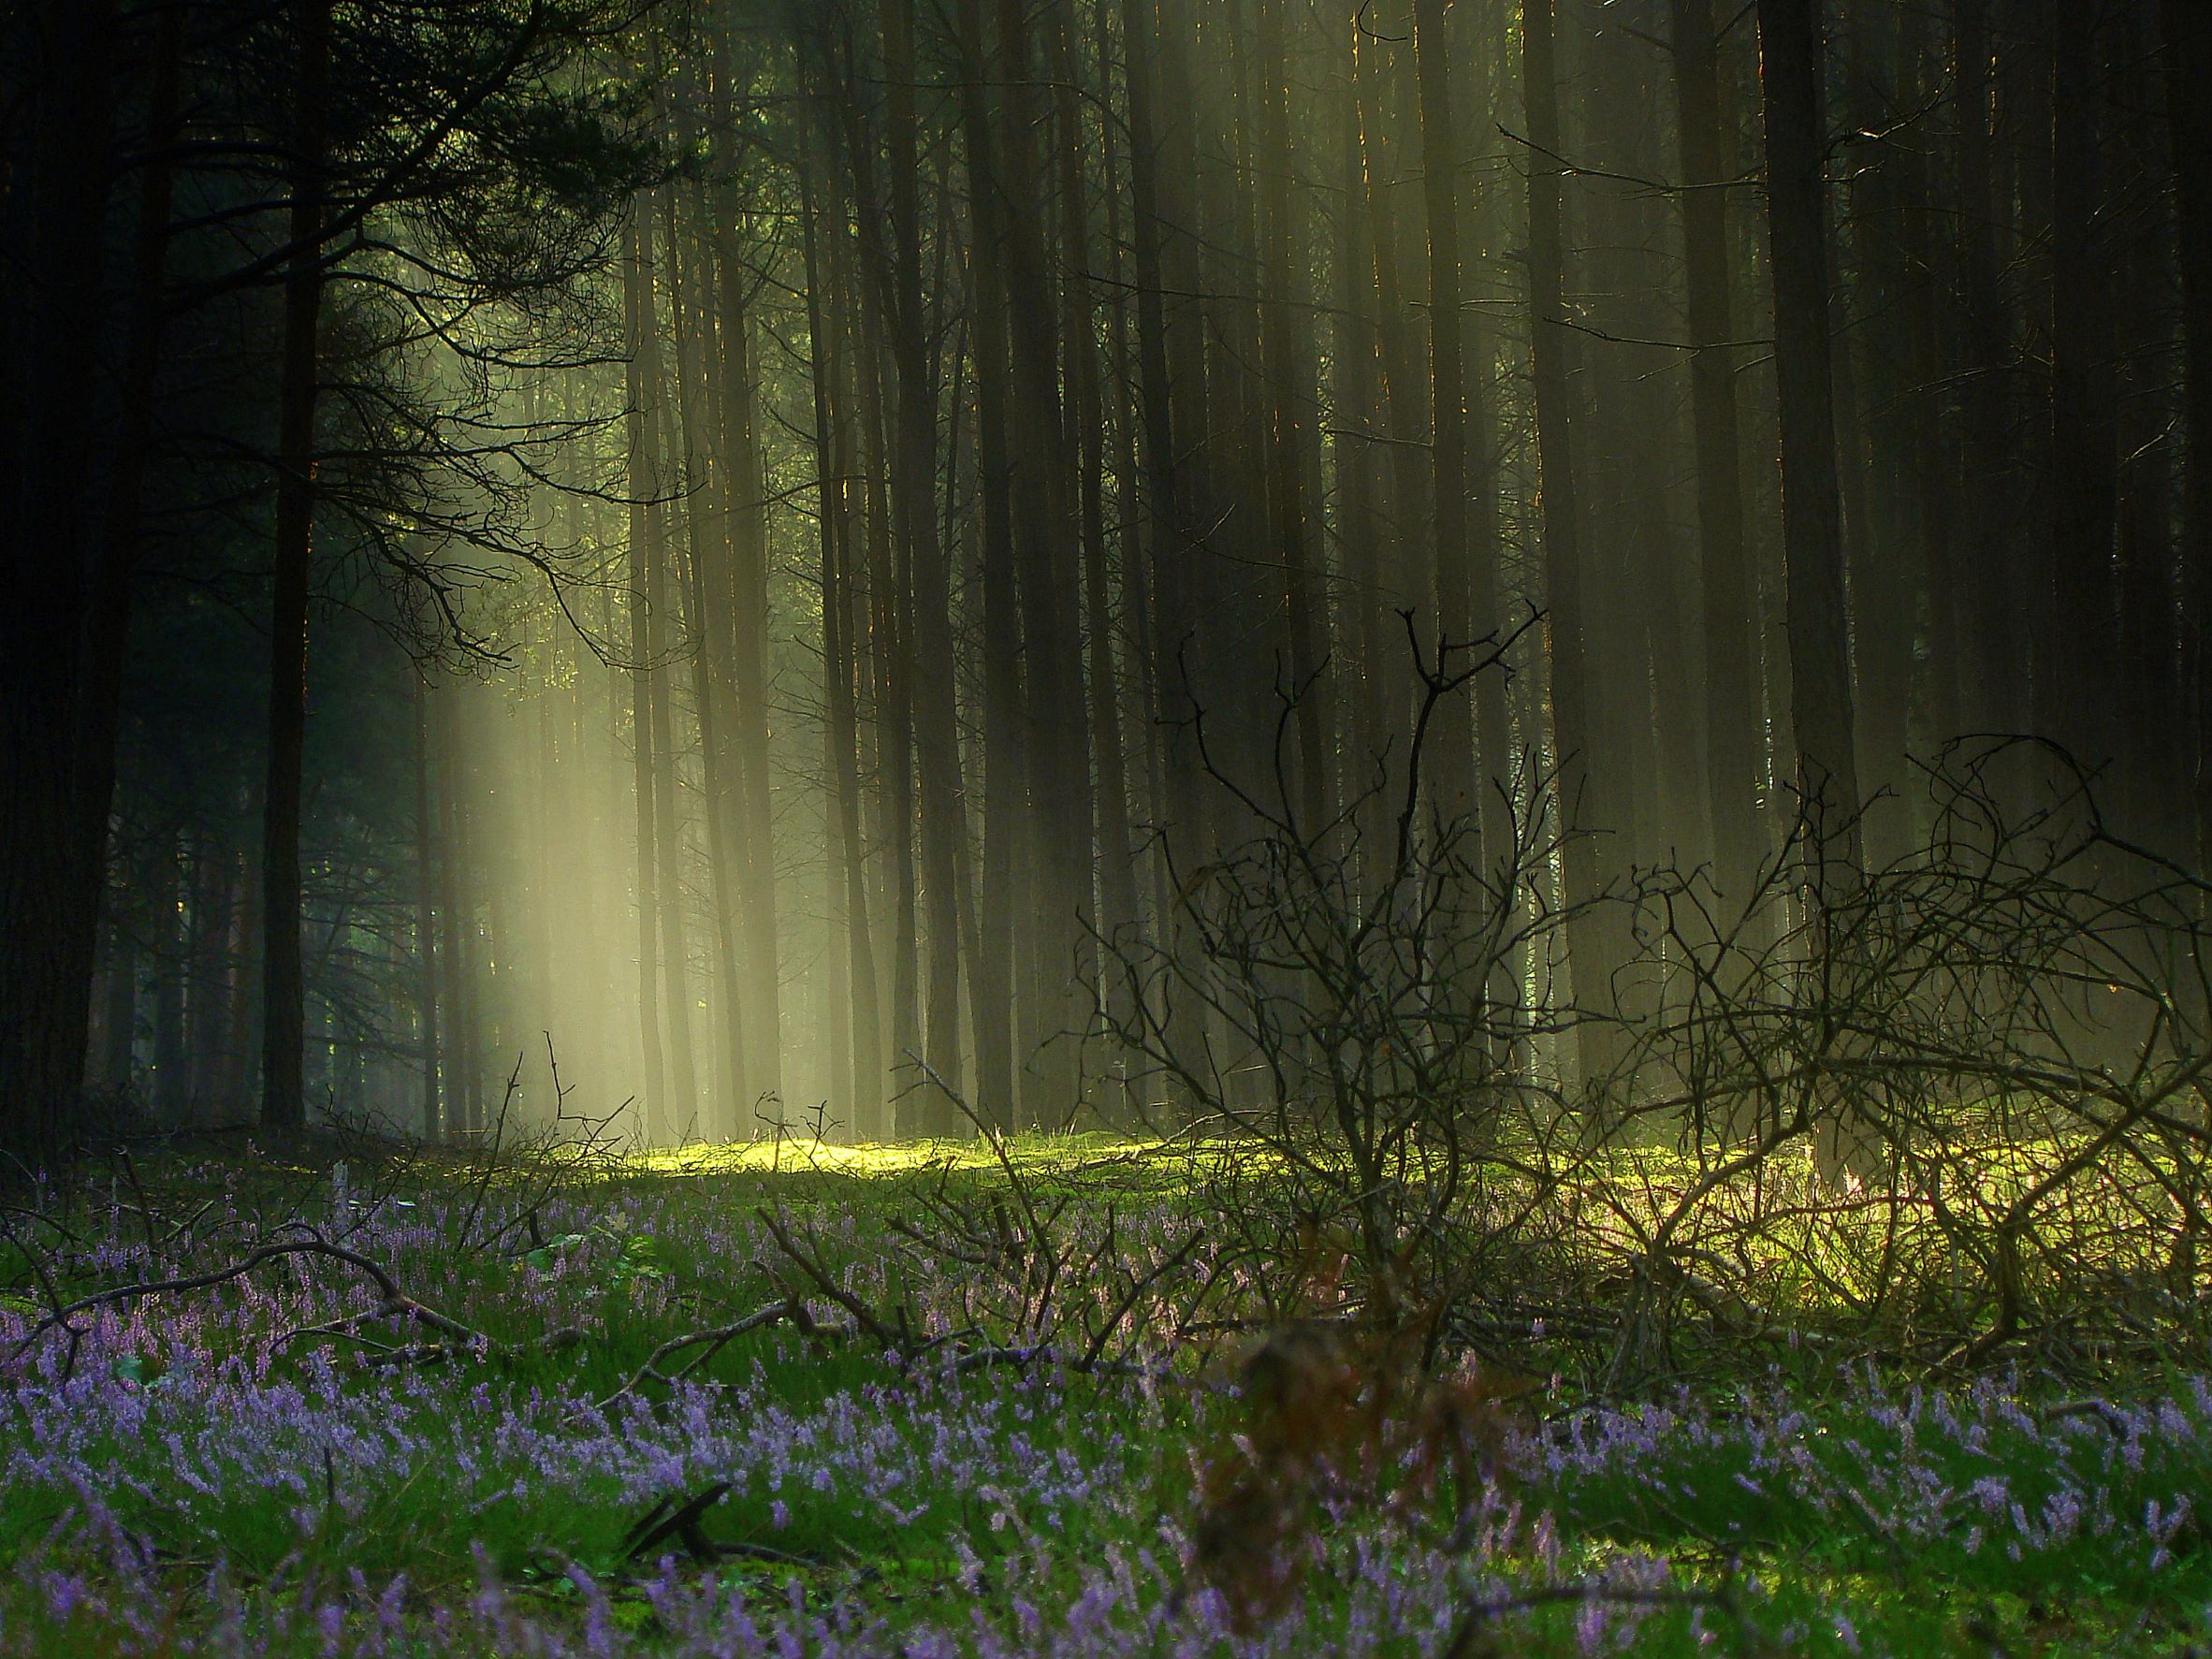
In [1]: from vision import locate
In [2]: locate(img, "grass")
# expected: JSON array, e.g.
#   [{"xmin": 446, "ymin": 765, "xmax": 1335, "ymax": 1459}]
[{"xmin": 2, "ymin": 1135, "xmax": 2210, "ymax": 1655}]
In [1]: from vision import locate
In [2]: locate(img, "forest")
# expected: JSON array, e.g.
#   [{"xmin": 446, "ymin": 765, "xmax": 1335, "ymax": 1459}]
[{"xmin": 6, "ymin": 0, "xmax": 2212, "ymax": 1652}]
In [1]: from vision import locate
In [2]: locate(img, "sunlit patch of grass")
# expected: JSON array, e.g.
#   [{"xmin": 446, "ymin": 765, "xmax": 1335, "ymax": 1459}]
[{"xmin": 623, "ymin": 1128, "xmax": 1158, "ymax": 1180}]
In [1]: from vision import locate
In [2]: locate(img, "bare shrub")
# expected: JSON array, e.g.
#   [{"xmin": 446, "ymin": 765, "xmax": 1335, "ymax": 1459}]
[{"xmin": 1091, "ymin": 627, "xmax": 2212, "ymax": 1391}]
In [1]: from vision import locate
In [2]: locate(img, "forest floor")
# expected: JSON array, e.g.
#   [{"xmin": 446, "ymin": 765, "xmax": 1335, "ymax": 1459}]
[{"xmin": 3, "ymin": 1134, "xmax": 2210, "ymax": 1657}]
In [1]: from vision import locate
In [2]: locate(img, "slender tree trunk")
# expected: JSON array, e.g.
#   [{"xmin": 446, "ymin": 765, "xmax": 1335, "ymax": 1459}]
[
  {"xmin": 2163, "ymin": 0, "xmax": 2212, "ymax": 869},
  {"xmin": 989, "ymin": 0, "xmax": 1091, "ymax": 1124},
  {"xmin": 801, "ymin": 168, "xmax": 884, "ymax": 1137},
  {"xmin": 154, "ymin": 832, "xmax": 188, "ymax": 1118},
  {"xmin": 1672, "ymin": 0, "xmax": 1766, "ymax": 910},
  {"xmin": 1054, "ymin": 0, "xmax": 1141, "ymax": 982},
  {"xmin": 951, "ymin": 0, "xmax": 1024, "ymax": 1131},
  {"xmin": 1756, "ymin": 0, "xmax": 1862, "ymax": 871},
  {"xmin": 1119, "ymin": 0, "xmax": 1210, "ymax": 1101},
  {"xmin": 633, "ymin": 206, "xmax": 700, "ymax": 1137},
  {"xmin": 1955, "ymin": 0, "xmax": 2020, "ymax": 735},
  {"xmin": 2045, "ymin": 4, "xmax": 2119, "ymax": 765},
  {"xmin": 185, "ymin": 832, "xmax": 230, "ymax": 1116},
  {"xmin": 1337, "ymin": 23, "xmax": 1389, "ymax": 858},
  {"xmin": 435, "ymin": 687, "xmax": 480, "ymax": 1134},
  {"xmin": 855, "ymin": 250, "xmax": 921, "ymax": 1120},
  {"xmin": 881, "ymin": 0, "xmax": 968, "ymax": 1115},
  {"xmin": 1523, "ymin": 0, "xmax": 1617, "ymax": 1084},
  {"xmin": 1355, "ymin": 21, "xmax": 1433, "ymax": 715},
  {"xmin": 621, "ymin": 215, "xmax": 670, "ymax": 1134},
  {"xmin": 260, "ymin": 0, "xmax": 334, "ymax": 1133},
  {"xmin": 711, "ymin": 230, "xmax": 786, "ymax": 1119},
  {"xmin": 413, "ymin": 674, "xmax": 442, "ymax": 1141},
  {"xmin": 1414, "ymin": 0, "xmax": 1474, "ymax": 826},
  {"xmin": 1254, "ymin": 0, "xmax": 1331, "ymax": 834},
  {"xmin": 664, "ymin": 196, "xmax": 747, "ymax": 1136}
]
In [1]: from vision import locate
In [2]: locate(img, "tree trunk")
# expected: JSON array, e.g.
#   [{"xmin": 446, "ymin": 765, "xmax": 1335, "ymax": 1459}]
[
  {"xmin": 990, "ymin": 0, "xmax": 1091, "ymax": 1125},
  {"xmin": 1254, "ymin": 0, "xmax": 1331, "ymax": 834},
  {"xmin": 1054, "ymin": 0, "xmax": 1141, "ymax": 990},
  {"xmin": 633, "ymin": 204, "xmax": 700, "ymax": 1137},
  {"xmin": 260, "ymin": 0, "xmax": 334, "ymax": 1133},
  {"xmin": 710, "ymin": 226, "xmax": 786, "ymax": 1121},
  {"xmin": 1671, "ymin": 0, "xmax": 1765, "ymax": 913},
  {"xmin": 800, "ymin": 166, "xmax": 885, "ymax": 1138},
  {"xmin": 952, "ymin": 0, "xmax": 1025, "ymax": 1132},
  {"xmin": 664, "ymin": 192, "xmax": 747, "ymax": 1136},
  {"xmin": 413, "ymin": 673, "xmax": 442, "ymax": 1141},
  {"xmin": 1954, "ymin": 0, "xmax": 2021, "ymax": 735},
  {"xmin": 881, "ymin": 0, "xmax": 969, "ymax": 1117},
  {"xmin": 2044, "ymin": 4, "xmax": 2119, "ymax": 766},
  {"xmin": 1523, "ymin": 0, "xmax": 1617, "ymax": 1083},
  {"xmin": 1413, "ymin": 0, "xmax": 1474, "ymax": 827},
  {"xmin": 2162, "ymin": 0, "xmax": 2212, "ymax": 869},
  {"xmin": 1755, "ymin": 0, "xmax": 1862, "ymax": 872},
  {"xmin": 621, "ymin": 214, "xmax": 670, "ymax": 1135}
]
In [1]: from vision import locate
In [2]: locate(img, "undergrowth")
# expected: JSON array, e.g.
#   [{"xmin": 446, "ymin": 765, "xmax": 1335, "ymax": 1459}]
[{"xmin": 4, "ymin": 1135, "xmax": 2211, "ymax": 1656}]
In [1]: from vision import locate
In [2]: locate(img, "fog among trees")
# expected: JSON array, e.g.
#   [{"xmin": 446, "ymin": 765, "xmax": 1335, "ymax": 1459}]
[{"xmin": 7, "ymin": 0, "xmax": 2210, "ymax": 1157}]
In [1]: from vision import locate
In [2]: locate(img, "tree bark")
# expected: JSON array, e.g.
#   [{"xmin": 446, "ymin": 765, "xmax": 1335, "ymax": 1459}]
[
  {"xmin": 1671, "ymin": 0, "xmax": 1765, "ymax": 910},
  {"xmin": 881, "ymin": 0, "xmax": 969, "ymax": 1116},
  {"xmin": 2044, "ymin": 4, "xmax": 2119, "ymax": 766},
  {"xmin": 260, "ymin": 0, "xmax": 334, "ymax": 1133},
  {"xmin": 952, "ymin": 0, "xmax": 1025, "ymax": 1132},
  {"xmin": 621, "ymin": 213, "xmax": 670, "ymax": 1134},
  {"xmin": 1755, "ymin": 0, "xmax": 1862, "ymax": 872},
  {"xmin": 800, "ymin": 162, "xmax": 885, "ymax": 1137},
  {"xmin": 2162, "ymin": 0, "xmax": 2212, "ymax": 869},
  {"xmin": 1254, "ymin": 0, "xmax": 1331, "ymax": 834},
  {"xmin": 1523, "ymin": 0, "xmax": 1618, "ymax": 1082},
  {"xmin": 1413, "ymin": 0, "xmax": 1475, "ymax": 827},
  {"xmin": 413, "ymin": 674, "xmax": 442, "ymax": 1140},
  {"xmin": 633, "ymin": 203, "xmax": 700, "ymax": 1137},
  {"xmin": 663, "ymin": 192, "xmax": 748, "ymax": 1136}
]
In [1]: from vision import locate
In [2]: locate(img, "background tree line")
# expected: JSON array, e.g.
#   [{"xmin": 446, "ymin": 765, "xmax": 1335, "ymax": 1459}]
[{"xmin": 5, "ymin": 0, "xmax": 2209, "ymax": 1157}]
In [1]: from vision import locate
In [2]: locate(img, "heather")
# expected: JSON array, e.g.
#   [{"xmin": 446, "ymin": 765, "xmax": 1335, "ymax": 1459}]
[{"xmin": 4, "ymin": 1144, "xmax": 2212, "ymax": 1657}]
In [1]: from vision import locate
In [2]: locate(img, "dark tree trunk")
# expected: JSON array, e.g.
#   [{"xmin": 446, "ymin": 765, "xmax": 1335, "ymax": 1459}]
[
  {"xmin": 621, "ymin": 214, "xmax": 670, "ymax": 1132},
  {"xmin": 710, "ymin": 227, "xmax": 785, "ymax": 1120},
  {"xmin": 1053, "ymin": 0, "xmax": 1141, "ymax": 985},
  {"xmin": 1523, "ymin": 0, "xmax": 1615, "ymax": 1080},
  {"xmin": 800, "ymin": 166, "xmax": 885, "ymax": 1137},
  {"xmin": 1413, "ymin": 0, "xmax": 1476, "ymax": 825},
  {"xmin": 260, "ymin": 0, "xmax": 334, "ymax": 1133},
  {"xmin": 413, "ymin": 674, "xmax": 442, "ymax": 1141},
  {"xmin": 154, "ymin": 833, "xmax": 188, "ymax": 1119},
  {"xmin": 2160, "ymin": 0, "xmax": 2212, "ymax": 867},
  {"xmin": 634, "ymin": 205, "xmax": 700, "ymax": 1136},
  {"xmin": 1755, "ymin": 0, "xmax": 1862, "ymax": 870},
  {"xmin": 1954, "ymin": 0, "xmax": 2021, "ymax": 735},
  {"xmin": 664, "ymin": 193, "xmax": 747, "ymax": 1135},
  {"xmin": 990, "ymin": 0, "xmax": 1091, "ymax": 1125},
  {"xmin": 953, "ymin": 0, "xmax": 1024, "ymax": 1132},
  {"xmin": 882, "ymin": 0, "xmax": 969, "ymax": 1115},
  {"xmin": 2044, "ymin": 4, "xmax": 2119, "ymax": 765},
  {"xmin": 1254, "ymin": 0, "xmax": 1331, "ymax": 834}
]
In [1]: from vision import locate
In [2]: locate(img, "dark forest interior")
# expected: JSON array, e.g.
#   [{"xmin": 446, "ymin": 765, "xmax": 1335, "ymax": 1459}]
[
  {"xmin": 4, "ymin": 0, "xmax": 2209, "ymax": 1154},
  {"xmin": 16, "ymin": 5, "xmax": 2212, "ymax": 1653}
]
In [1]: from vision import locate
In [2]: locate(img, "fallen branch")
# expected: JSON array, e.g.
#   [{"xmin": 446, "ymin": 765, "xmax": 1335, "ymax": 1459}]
[
  {"xmin": 585, "ymin": 1297, "xmax": 838, "ymax": 1413},
  {"xmin": 1440, "ymin": 1581, "xmax": 1732, "ymax": 1659},
  {"xmin": 13, "ymin": 1233, "xmax": 494, "ymax": 1380}
]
